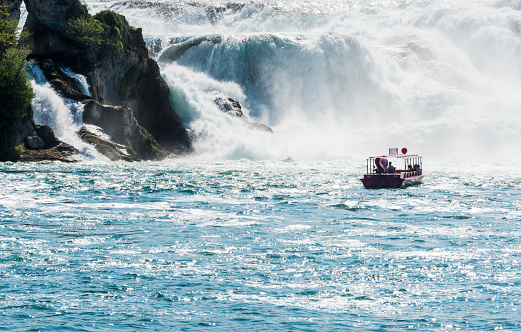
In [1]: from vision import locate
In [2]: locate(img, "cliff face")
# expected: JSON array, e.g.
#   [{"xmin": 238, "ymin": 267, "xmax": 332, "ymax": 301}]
[
  {"xmin": 85, "ymin": 23, "xmax": 191, "ymax": 154},
  {"xmin": 22, "ymin": 0, "xmax": 192, "ymax": 160},
  {"xmin": 6, "ymin": 0, "xmax": 22, "ymax": 21},
  {"xmin": 1, "ymin": 0, "xmax": 76, "ymax": 162}
]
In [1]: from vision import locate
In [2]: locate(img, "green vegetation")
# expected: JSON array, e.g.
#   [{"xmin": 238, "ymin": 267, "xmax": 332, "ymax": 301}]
[
  {"xmin": 65, "ymin": 10, "xmax": 132, "ymax": 54},
  {"xmin": 65, "ymin": 16, "xmax": 105, "ymax": 51},
  {"xmin": 0, "ymin": 1, "xmax": 33, "ymax": 161},
  {"xmin": 14, "ymin": 143, "xmax": 24, "ymax": 158},
  {"xmin": 0, "ymin": 4, "xmax": 17, "ymax": 53},
  {"xmin": 94, "ymin": 10, "xmax": 131, "ymax": 45}
]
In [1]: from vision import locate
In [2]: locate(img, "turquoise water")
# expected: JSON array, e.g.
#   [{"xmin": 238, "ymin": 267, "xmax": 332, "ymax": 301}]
[{"xmin": 1, "ymin": 160, "xmax": 520, "ymax": 331}]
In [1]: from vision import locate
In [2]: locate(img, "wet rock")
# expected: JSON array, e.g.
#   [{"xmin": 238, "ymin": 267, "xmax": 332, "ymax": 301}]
[
  {"xmin": 83, "ymin": 99, "xmax": 171, "ymax": 161},
  {"xmin": 19, "ymin": 141, "xmax": 81, "ymax": 162},
  {"xmin": 214, "ymin": 97, "xmax": 273, "ymax": 133},
  {"xmin": 24, "ymin": 0, "xmax": 192, "ymax": 158},
  {"xmin": 25, "ymin": 132, "xmax": 45, "ymax": 149},
  {"xmin": 39, "ymin": 59, "xmax": 91, "ymax": 102},
  {"xmin": 35, "ymin": 125, "xmax": 60, "ymax": 148},
  {"xmin": 78, "ymin": 125, "xmax": 135, "ymax": 162},
  {"xmin": 215, "ymin": 97, "xmax": 244, "ymax": 117}
]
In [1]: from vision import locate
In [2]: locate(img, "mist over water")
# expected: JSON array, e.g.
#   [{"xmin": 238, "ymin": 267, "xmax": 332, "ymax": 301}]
[{"xmin": 83, "ymin": 0, "xmax": 521, "ymax": 162}]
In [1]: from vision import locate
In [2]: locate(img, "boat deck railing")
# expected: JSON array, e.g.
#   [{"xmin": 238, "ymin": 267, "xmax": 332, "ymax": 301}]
[
  {"xmin": 400, "ymin": 170, "xmax": 422, "ymax": 178},
  {"xmin": 366, "ymin": 170, "xmax": 422, "ymax": 178}
]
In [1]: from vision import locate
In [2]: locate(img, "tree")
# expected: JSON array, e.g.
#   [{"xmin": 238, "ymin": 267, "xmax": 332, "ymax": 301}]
[{"xmin": 0, "ymin": 1, "xmax": 33, "ymax": 161}]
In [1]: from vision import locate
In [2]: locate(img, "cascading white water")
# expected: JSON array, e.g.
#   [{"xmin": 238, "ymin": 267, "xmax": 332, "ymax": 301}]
[
  {"xmin": 84, "ymin": 0, "xmax": 521, "ymax": 162},
  {"xmin": 30, "ymin": 64, "xmax": 104, "ymax": 160}
]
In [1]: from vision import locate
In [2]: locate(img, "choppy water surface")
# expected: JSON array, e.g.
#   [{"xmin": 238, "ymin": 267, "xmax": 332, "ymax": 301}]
[{"xmin": 1, "ymin": 160, "xmax": 520, "ymax": 331}]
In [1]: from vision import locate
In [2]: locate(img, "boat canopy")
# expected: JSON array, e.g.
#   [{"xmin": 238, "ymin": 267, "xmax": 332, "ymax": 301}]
[{"xmin": 365, "ymin": 148, "xmax": 422, "ymax": 175}]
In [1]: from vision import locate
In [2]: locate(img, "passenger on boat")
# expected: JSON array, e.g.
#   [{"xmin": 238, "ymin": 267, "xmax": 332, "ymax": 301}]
[{"xmin": 388, "ymin": 162, "xmax": 396, "ymax": 174}]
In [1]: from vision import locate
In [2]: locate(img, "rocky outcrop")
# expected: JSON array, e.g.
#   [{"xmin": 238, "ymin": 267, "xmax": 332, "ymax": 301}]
[
  {"xmin": 215, "ymin": 97, "xmax": 273, "ymax": 133},
  {"xmin": 6, "ymin": 0, "xmax": 23, "ymax": 21},
  {"xmin": 24, "ymin": 0, "xmax": 87, "ymax": 58},
  {"xmin": 85, "ymin": 18, "xmax": 191, "ymax": 154},
  {"xmin": 78, "ymin": 125, "xmax": 134, "ymax": 162},
  {"xmin": 17, "ymin": 113, "xmax": 80, "ymax": 162},
  {"xmin": 18, "ymin": 118, "xmax": 81, "ymax": 162},
  {"xmin": 24, "ymin": 0, "xmax": 86, "ymax": 32},
  {"xmin": 215, "ymin": 97, "xmax": 244, "ymax": 117},
  {"xmin": 39, "ymin": 58, "xmax": 91, "ymax": 101},
  {"xmin": 23, "ymin": 0, "xmax": 192, "ymax": 160},
  {"xmin": 83, "ymin": 100, "xmax": 171, "ymax": 161},
  {"xmin": 34, "ymin": 124, "xmax": 60, "ymax": 148},
  {"xmin": 20, "ymin": 141, "xmax": 80, "ymax": 162}
]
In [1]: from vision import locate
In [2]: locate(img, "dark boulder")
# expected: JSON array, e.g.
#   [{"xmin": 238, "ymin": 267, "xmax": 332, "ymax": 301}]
[
  {"xmin": 35, "ymin": 125, "xmax": 60, "ymax": 148},
  {"xmin": 83, "ymin": 99, "xmax": 171, "ymax": 161},
  {"xmin": 39, "ymin": 58, "xmax": 91, "ymax": 102},
  {"xmin": 78, "ymin": 125, "xmax": 135, "ymax": 162},
  {"xmin": 214, "ymin": 97, "xmax": 273, "ymax": 133},
  {"xmin": 25, "ymin": 132, "xmax": 45, "ymax": 149},
  {"xmin": 20, "ymin": 141, "xmax": 81, "ymax": 162},
  {"xmin": 215, "ymin": 97, "xmax": 244, "ymax": 117}
]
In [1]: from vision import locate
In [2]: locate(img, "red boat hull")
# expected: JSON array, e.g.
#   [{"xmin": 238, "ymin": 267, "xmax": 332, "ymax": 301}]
[{"xmin": 361, "ymin": 174, "xmax": 423, "ymax": 189}]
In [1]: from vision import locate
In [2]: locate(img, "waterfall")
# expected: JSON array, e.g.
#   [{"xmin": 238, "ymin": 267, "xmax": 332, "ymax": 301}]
[
  {"xmin": 83, "ymin": 0, "xmax": 521, "ymax": 161},
  {"xmin": 30, "ymin": 64, "xmax": 104, "ymax": 161}
]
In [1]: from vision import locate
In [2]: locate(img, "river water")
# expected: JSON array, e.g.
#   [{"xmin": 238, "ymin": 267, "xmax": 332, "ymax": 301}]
[{"xmin": 1, "ymin": 160, "xmax": 520, "ymax": 330}]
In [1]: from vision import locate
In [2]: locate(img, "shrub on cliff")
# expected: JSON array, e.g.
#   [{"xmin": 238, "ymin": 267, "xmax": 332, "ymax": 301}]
[
  {"xmin": 0, "ymin": 3, "xmax": 16, "ymax": 53},
  {"xmin": 94, "ymin": 10, "xmax": 131, "ymax": 46},
  {"xmin": 64, "ymin": 15, "xmax": 105, "ymax": 51},
  {"xmin": 0, "ymin": 2, "xmax": 34, "ymax": 160},
  {"xmin": 64, "ymin": 10, "xmax": 132, "ymax": 54}
]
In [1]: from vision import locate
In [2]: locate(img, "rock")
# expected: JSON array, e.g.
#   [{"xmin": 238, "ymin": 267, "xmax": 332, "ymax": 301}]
[
  {"xmin": 39, "ymin": 58, "xmax": 91, "ymax": 102},
  {"xmin": 16, "ymin": 110, "xmax": 37, "ymax": 145},
  {"xmin": 23, "ymin": 0, "xmax": 88, "ymax": 57},
  {"xmin": 88, "ymin": 26, "xmax": 192, "ymax": 154},
  {"xmin": 25, "ymin": 131, "xmax": 45, "ymax": 149},
  {"xmin": 19, "ymin": 141, "xmax": 81, "ymax": 162},
  {"xmin": 35, "ymin": 125, "xmax": 60, "ymax": 148},
  {"xmin": 23, "ymin": 0, "xmax": 87, "ymax": 33},
  {"xmin": 248, "ymin": 122, "xmax": 273, "ymax": 133},
  {"xmin": 23, "ymin": 0, "xmax": 193, "ymax": 157},
  {"xmin": 17, "ymin": 121, "xmax": 81, "ymax": 162},
  {"xmin": 78, "ymin": 125, "xmax": 135, "ymax": 162},
  {"xmin": 83, "ymin": 99, "xmax": 171, "ymax": 161},
  {"xmin": 214, "ymin": 97, "xmax": 274, "ymax": 133},
  {"xmin": 215, "ymin": 97, "xmax": 244, "ymax": 117},
  {"xmin": 6, "ymin": 0, "xmax": 23, "ymax": 21}
]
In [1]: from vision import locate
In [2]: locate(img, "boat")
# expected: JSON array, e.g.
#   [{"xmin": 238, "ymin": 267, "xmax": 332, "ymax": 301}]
[{"xmin": 361, "ymin": 148, "xmax": 423, "ymax": 189}]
